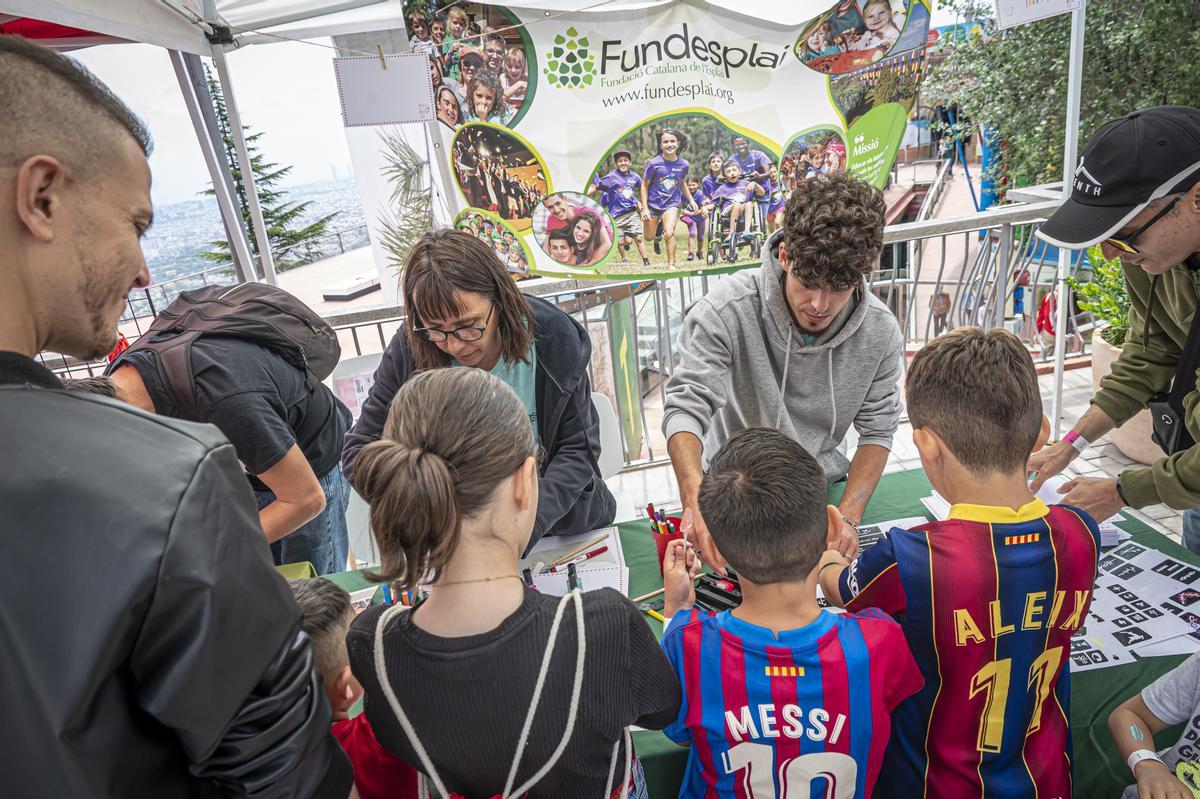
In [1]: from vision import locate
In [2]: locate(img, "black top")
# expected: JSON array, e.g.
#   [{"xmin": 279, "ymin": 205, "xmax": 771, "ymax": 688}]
[
  {"xmin": 122, "ymin": 336, "xmax": 351, "ymax": 484},
  {"xmin": 0, "ymin": 352, "xmax": 352, "ymax": 798},
  {"xmin": 341, "ymin": 295, "xmax": 616, "ymax": 549},
  {"xmin": 347, "ymin": 587, "xmax": 681, "ymax": 798}
]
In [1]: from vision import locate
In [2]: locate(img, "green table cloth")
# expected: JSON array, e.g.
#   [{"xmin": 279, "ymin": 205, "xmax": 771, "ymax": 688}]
[{"xmin": 328, "ymin": 468, "xmax": 1196, "ymax": 797}]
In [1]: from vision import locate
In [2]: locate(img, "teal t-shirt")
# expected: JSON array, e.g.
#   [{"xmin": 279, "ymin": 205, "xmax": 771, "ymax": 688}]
[{"xmin": 453, "ymin": 344, "xmax": 539, "ymax": 442}]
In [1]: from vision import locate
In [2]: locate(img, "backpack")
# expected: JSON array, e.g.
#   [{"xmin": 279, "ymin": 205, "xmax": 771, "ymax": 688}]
[{"xmin": 108, "ymin": 283, "xmax": 340, "ymax": 419}]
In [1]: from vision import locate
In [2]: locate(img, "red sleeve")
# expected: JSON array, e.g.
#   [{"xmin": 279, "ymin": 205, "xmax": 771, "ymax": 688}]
[
  {"xmin": 853, "ymin": 610, "xmax": 923, "ymax": 710},
  {"xmin": 882, "ymin": 621, "xmax": 923, "ymax": 709},
  {"xmin": 330, "ymin": 715, "xmax": 420, "ymax": 799}
]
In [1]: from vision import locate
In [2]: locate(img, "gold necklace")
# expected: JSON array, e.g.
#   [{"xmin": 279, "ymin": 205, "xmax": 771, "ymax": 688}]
[{"xmin": 433, "ymin": 574, "xmax": 522, "ymax": 588}]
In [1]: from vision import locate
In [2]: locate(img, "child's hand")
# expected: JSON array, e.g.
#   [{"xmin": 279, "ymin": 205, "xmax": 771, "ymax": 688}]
[
  {"xmin": 817, "ymin": 549, "xmax": 850, "ymax": 608},
  {"xmin": 1134, "ymin": 759, "xmax": 1192, "ymax": 798},
  {"xmin": 818, "ymin": 548, "xmax": 849, "ymax": 572},
  {"xmin": 663, "ymin": 539, "xmax": 702, "ymax": 618}
]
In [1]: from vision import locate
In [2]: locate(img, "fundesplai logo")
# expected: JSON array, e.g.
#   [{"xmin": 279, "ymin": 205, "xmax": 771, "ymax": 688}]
[
  {"xmin": 600, "ymin": 23, "xmax": 786, "ymax": 79},
  {"xmin": 543, "ymin": 27, "xmax": 597, "ymax": 89}
]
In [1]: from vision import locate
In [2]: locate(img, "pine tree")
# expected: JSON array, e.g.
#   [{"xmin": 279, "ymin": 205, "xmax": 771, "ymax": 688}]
[{"xmin": 201, "ymin": 66, "xmax": 339, "ymax": 271}]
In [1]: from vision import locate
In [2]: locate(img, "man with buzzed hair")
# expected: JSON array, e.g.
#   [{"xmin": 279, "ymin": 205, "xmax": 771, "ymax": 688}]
[{"xmin": 0, "ymin": 35, "xmax": 353, "ymax": 798}]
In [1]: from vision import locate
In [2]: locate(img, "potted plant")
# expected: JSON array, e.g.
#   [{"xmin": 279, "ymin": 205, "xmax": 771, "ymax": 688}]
[{"xmin": 1070, "ymin": 246, "xmax": 1159, "ymax": 464}]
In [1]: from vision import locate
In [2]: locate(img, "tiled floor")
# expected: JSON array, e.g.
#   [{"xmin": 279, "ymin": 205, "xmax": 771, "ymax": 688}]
[{"xmin": 610, "ymin": 367, "xmax": 1185, "ymax": 544}]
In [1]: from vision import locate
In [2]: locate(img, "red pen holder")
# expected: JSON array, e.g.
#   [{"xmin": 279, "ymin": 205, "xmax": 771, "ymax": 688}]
[{"xmin": 652, "ymin": 515, "xmax": 684, "ymax": 575}]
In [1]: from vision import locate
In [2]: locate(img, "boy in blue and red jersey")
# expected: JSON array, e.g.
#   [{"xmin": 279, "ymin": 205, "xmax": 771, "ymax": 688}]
[
  {"xmin": 820, "ymin": 327, "xmax": 1101, "ymax": 799},
  {"xmin": 660, "ymin": 428, "xmax": 923, "ymax": 798}
]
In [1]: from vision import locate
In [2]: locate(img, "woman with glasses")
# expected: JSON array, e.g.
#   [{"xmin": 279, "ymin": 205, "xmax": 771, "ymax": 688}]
[{"xmin": 341, "ymin": 228, "xmax": 616, "ymax": 549}]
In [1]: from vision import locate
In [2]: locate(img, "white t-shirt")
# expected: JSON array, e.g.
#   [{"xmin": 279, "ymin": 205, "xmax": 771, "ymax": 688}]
[{"xmin": 1122, "ymin": 653, "xmax": 1200, "ymax": 798}]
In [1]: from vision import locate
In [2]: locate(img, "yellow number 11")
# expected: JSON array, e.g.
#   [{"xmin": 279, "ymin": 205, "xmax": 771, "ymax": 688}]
[{"xmin": 968, "ymin": 647, "xmax": 1063, "ymax": 753}]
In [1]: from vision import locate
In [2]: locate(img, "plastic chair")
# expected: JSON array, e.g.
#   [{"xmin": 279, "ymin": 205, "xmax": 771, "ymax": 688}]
[
  {"xmin": 592, "ymin": 392, "xmax": 638, "ymax": 522},
  {"xmin": 345, "ymin": 486, "xmax": 379, "ymax": 568},
  {"xmin": 591, "ymin": 392, "xmax": 624, "ymax": 480}
]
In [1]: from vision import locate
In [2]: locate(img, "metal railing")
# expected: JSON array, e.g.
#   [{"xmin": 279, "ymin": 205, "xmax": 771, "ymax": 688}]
[
  {"xmin": 48, "ymin": 199, "xmax": 1090, "ymax": 469},
  {"xmin": 118, "ymin": 224, "xmax": 372, "ymax": 330}
]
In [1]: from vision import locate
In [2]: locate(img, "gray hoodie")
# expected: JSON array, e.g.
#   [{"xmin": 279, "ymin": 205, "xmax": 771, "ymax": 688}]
[{"xmin": 662, "ymin": 231, "xmax": 903, "ymax": 479}]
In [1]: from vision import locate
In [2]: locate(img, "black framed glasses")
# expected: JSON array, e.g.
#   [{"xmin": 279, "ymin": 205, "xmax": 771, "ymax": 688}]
[
  {"xmin": 414, "ymin": 305, "xmax": 494, "ymax": 342},
  {"xmin": 1105, "ymin": 195, "xmax": 1181, "ymax": 254}
]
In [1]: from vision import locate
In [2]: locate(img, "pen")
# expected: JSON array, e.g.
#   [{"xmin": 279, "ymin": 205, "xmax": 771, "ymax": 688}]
[{"xmin": 549, "ymin": 545, "xmax": 608, "ymax": 573}]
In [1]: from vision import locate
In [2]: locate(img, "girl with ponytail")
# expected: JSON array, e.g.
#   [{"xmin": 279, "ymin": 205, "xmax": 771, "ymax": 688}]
[{"xmin": 346, "ymin": 367, "xmax": 680, "ymax": 798}]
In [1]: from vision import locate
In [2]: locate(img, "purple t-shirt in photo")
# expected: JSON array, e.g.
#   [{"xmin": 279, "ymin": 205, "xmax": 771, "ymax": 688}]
[
  {"xmin": 593, "ymin": 169, "xmax": 642, "ymax": 218},
  {"xmin": 766, "ymin": 177, "xmax": 785, "ymax": 213},
  {"xmin": 731, "ymin": 149, "xmax": 771, "ymax": 187},
  {"xmin": 710, "ymin": 179, "xmax": 758, "ymax": 208},
  {"xmin": 644, "ymin": 154, "xmax": 690, "ymax": 211}
]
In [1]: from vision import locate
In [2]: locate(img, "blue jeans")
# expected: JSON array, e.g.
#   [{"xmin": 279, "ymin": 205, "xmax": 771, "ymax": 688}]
[
  {"xmin": 256, "ymin": 464, "xmax": 351, "ymax": 575},
  {"xmin": 1183, "ymin": 508, "xmax": 1200, "ymax": 556}
]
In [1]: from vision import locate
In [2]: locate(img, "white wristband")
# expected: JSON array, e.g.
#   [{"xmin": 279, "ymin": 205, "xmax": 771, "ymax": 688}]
[
  {"xmin": 1127, "ymin": 748, "xmax": 1166, "ymax": 774},
  {"xmin": 1063, "ymin": 430, "xmax": 1089, "ymax": 453}
]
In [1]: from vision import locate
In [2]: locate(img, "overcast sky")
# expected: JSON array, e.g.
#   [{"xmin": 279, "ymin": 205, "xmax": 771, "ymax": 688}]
[
  {"xmin": 73, "ymin": 39, "xmax": 354, "ymax": 207},
  {"xmin": 72, "ymin": 5, "xmax": 967, "ymax": 208}
]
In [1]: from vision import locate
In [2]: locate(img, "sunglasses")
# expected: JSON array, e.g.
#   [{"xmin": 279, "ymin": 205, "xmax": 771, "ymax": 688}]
[
  {"xmin": 414, "ymin": 305, "xmax": 494, "ymax": 343},
  {"xmin": 1104, "ymin": 195, "xmax": 1181, "ymax": 254}
]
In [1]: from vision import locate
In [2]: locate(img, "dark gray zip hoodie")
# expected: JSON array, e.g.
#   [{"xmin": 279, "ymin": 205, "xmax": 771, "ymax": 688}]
[{"xmin": 663, "ymin": 231, "xmax": 904, "ymax": 479}]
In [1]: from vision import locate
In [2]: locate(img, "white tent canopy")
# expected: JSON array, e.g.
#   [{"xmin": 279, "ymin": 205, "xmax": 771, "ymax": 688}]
[
  {"xmin": 1, "ymin": 0, "xmax": 837, "ymax": 55},
  {"xmin": 2, "ymin": 0, "xmax": 1085, "ymax": 432}
]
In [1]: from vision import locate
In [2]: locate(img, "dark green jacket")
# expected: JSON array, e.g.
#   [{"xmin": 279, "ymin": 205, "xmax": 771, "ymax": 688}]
[{"xmin": 1092, "ymin": 260, "xmax": 1200, "ymax": 508}]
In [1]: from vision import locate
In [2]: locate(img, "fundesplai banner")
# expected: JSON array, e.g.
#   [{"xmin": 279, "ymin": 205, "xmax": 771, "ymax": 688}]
[{"xmin": 393, "ymin": 0, "xmax": 931, "ymax": 280}]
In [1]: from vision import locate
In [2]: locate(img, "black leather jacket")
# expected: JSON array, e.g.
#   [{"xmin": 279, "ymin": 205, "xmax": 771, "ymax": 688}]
[{"xmin": 0, "ymin": 353, "xmax": 352, "ymax": 798}]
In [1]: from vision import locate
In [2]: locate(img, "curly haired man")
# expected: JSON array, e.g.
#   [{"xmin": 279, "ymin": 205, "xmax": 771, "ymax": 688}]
[{"xmin": 663, "ymin": 172, "xmax": 903, "ymax": 572}]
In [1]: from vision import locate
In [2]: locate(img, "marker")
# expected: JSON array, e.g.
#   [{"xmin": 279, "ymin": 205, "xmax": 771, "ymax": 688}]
[
  {"xmin": 522, "ymin": 568, "xmax": 534, "ymax": 588},
  {"xmin": 641, "ymin": 607, "xmax": 666, "ymax": 623},
  {"xmin": 549, "ymin": 545, "xmax": 608, "ymax": 573},
  {"xmin": 381, "ymin": 583, "xmax": 392, "ymax": 606},
  {"xmin": 567, "ymin": 562, "xmax": 581, "ymax": 591}
]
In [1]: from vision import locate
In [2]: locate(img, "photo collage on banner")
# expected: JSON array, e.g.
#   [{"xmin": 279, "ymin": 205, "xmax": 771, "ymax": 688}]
[
  {"xmin": 454, "ymin": 208, "xmax": 536, "ymax": 279},
  {"xmin": 532, "ymin": 192, "xmax": 616, "ymax": 270},
  {"xmin": 397, "ymin": 0, "xmax": 931, "ymax": 281},
  {"xmin": 405, "ymin": 2, "xmax": 536, "ymax": 132}
]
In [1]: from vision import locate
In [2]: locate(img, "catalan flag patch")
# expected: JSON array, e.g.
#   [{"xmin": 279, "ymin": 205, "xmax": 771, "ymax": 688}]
[
  {"xmin": 764, "ymin": 666, "xmax": 805, "ymax": 678},
  {"xmin": 1004, "ymin": 533, "xmax": 1040, "ymax": 546}
]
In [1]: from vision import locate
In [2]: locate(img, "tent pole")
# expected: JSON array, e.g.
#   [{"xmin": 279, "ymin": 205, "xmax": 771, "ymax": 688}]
[
  {"xmin": 169, "ymin": 50, "xmax": 258, "ymax": 283},
  {"xmin": 203, "ymin": 0, "xmax": 279, "ymax": 286},
  {"xmin": 209, "ymin": 46, "xmax": 278, "ymax": 285},
  {"xmin": 1051, "ymin": 0, "xmax": 1086, "ymax": 440}
]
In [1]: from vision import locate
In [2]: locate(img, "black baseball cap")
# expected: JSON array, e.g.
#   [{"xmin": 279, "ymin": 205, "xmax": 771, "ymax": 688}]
[
  {"xmin": 1037, "ymin": 106, "xmax": 1200, "ymax": 249},
  {"xmin": 612, "ymin": 149, "xmax": 632, "ymax": 162}
]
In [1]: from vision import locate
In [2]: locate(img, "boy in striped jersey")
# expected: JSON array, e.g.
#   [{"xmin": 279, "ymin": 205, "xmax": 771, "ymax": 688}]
[
  {"xmin": 660, "ymin": 428, "xmax": 923, "ymax": 798},
  {"xmin": 820, "ymin": 328, "xmax": 1101, "ymax": 798}
]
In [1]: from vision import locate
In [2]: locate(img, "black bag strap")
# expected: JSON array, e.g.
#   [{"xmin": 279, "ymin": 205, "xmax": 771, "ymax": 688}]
[{"xmin": 1167, "ymin": 255, "xmax": 1200, "ymax": 411}]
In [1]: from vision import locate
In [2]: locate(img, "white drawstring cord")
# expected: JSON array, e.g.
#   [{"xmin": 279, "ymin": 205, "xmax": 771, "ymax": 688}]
[
  {"xmin": 506, "ymin": 589, "xmax": 586, "ymax": 797},
  {"xmin": 374, "ymin": 603, "xmax": 451, "ymax": 799},
  {"xmin": 377, "ymin": 590, "xmax": 593, "ymax": 798}
]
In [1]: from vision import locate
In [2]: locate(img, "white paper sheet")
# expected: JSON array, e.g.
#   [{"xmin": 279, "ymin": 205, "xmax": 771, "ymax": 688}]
[{"xmin": 518, "ymin": 526, "xmax": 629, "ymax": 596}]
